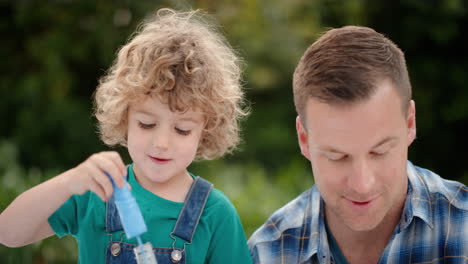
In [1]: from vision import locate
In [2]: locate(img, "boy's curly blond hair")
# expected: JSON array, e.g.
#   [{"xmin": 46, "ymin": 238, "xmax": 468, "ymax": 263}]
[{"xmin": 94, "ymin": 8, "xmax": 248, "ymax": 160}]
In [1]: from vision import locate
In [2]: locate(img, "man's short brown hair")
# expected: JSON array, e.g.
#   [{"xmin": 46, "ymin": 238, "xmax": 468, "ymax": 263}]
[{"xmin": 293, "ymin": 26, "xmax": 411, "ymax": 118}]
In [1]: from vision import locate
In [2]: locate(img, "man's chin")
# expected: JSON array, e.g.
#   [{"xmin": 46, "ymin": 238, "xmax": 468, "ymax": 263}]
[{"xmin": 343, "ymin": 216, "xmax": 383, "ymax": 232}]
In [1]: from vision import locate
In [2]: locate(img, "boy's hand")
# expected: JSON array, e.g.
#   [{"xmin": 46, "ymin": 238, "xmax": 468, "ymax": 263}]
[{"xmin": 64, "ymin": 151, "xmax": 127, "ymax": 201}]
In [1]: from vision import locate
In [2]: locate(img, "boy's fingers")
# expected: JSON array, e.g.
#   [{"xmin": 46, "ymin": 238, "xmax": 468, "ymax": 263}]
[
  {"xmin": 102, "ymin": 152, "xmax": 126, "ymax": 187},
  {"xmin": 97, "ymin": 174, "xmax": 114, "ymax": 199},
  {"xmin": 89, "ymin": 180, "xmax": 108, "ymax": 202},
  {"xmin": 87, "ymin": 162, "xmax": 114, "ymax": 199},
  {"xmin": 109, "ymin": 151, "xmax": 127, "ymax": 176},
  {"xmin": 90, "ymin": 153, "xmax": 124, "ymax": 188}
]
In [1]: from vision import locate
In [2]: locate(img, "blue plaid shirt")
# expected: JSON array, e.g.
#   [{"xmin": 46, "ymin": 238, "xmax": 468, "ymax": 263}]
[{"xmin": 248, "ymin": 161, "xmax": 468, "ymax": 264}]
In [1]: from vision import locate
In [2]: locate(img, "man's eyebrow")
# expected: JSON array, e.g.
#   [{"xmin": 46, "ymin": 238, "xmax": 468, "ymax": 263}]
[
  {"xmin": 318, "ymin": 146, "xmax": 347, "ymax": 154},
  {"xmin": 318, "ymin": 136, "xmax": 398, "ymax": 154},
  {"xmin": 371, "ymin": 136, "xmax": 398, "ymax": 149}
]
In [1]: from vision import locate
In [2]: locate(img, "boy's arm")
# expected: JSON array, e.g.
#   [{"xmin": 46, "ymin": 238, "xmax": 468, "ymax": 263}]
[
  {"xmin": 206, "ymin": 201, "xmax": 253, "ymax": 264},
  {"xmin": 0, "ymin": 151, "xmax": 126, "ymax": 247},
  {"xmin": 0, "ymin": 171, "xmax": 72, "ymax": 247}
]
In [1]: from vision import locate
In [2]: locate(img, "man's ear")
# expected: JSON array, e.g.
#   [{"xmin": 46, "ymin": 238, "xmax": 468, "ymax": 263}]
[
  {"xmin": 407, "ymin": 100, "xmax": 417, "ymax": 146},
  {"xmin": 296, "ymin": 116, "xmax": 311, "ymax": 160}
]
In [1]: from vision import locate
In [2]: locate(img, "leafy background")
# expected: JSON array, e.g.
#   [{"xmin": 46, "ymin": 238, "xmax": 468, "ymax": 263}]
[{"xmin": 1, "ymin": 0, "xmax": 467, "ymax": 263}]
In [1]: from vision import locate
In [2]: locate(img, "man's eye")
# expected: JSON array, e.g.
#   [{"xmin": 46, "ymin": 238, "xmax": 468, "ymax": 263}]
[
  {"xmin": 371, "ymin": 151, "xmax": 387, "ymax": 157},
  {"xmin": 138, "ymin": 122, "xmax": 155, "ymax": 129},
  {"xmin": 175, "ymin": 128, "xmax": 191, "ymax": 136},
  {"xmin": 328, "ymin": 154, "xmax": 347, "ymax": 161}
]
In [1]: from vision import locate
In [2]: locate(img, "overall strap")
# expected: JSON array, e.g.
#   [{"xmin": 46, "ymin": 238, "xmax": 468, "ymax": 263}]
[
  {"xmin": 106, "ymin": 171, "xmax": 129, "ymax": 233},
  {"xmin": 171, "ymin": 176, "xmax": 213, "ymax": 242},
  {"xmin": 106, "ymin": 194, "xmax": 124, "ymax": 233}
]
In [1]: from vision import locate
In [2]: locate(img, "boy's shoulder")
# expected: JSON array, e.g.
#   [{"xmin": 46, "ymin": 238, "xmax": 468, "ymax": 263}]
[
  {"xmin": 189, "ymin": 175, "xmax": 237, "ymax": 214},
  {"xmin": 193, "ymin": 179, "xmax": 244, "ymax": 228},
  {"xmin": 204, "ymin": 186, "xmax": 237, "ymax": 214}
]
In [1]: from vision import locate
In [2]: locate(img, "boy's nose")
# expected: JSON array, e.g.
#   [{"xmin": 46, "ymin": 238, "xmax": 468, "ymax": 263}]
[{"xmin": 152, "ymin": 128, "xmax": 170, "ymax": 150}]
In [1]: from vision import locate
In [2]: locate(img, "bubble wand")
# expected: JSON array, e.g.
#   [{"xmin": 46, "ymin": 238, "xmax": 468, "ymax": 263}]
[{"xmin": 105, "ymin": 172, "xmax": 157, "ymax": 264}]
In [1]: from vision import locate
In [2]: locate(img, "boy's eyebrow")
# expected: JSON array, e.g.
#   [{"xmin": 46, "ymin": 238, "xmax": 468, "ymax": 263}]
[
  {"xmin": 177, "ymin": 114, "xmax": 206, "ymax": 124},
  {"xmin": 134, "ymin": 110, "xmax": 202, "ymax": 123},
  {"xmin": 177, "ymin": 117, "xmax": 199, "ymax": 122},
  {"xmin": 134, "ymin": 110, "xmax": 155, "ymax": 116}
]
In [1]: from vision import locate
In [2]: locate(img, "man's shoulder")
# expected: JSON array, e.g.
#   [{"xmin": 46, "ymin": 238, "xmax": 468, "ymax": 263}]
[
  {"xmin": 248, "ymin": 187, "xmax": 317, "ymax": 246},
  {"xmin": 410, "ymin": 163, "xmax": 468, "ymax": 212},
  {"xmin": 393, "ymin": 163, "xmax": 468, "ymax": 263}
]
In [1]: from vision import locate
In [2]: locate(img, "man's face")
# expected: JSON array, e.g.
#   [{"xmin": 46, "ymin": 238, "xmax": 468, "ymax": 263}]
[{"xmin": 296, "ymin": 79, "xmax": 416, "ymax": 232}]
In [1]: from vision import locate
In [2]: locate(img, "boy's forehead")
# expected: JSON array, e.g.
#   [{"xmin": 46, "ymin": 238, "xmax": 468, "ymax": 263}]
[{"xmin": 130, "ymin": 98, "xmax": 205, "ymax": 120}]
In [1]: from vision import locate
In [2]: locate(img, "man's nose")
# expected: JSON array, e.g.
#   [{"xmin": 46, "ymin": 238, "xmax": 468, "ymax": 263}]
[{"xmin": 347, "ymin": 159, "xmax": 376, "ymax": 196}]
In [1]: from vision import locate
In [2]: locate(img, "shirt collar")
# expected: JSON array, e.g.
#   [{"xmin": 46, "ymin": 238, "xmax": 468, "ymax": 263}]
[
  {"xmin": 300, "ymin": 186, "xmax": 329, "ymax": 263},
  {"xmin": 303, "ymin": 161, "xmax": 435, "ymax": 262},
  {"xmin": 400, "ymin": 161, "xmax": 434, "ymax": 231}
]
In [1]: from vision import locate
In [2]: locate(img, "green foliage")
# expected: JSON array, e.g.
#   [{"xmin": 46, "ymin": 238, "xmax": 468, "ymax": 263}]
[
  {"xmin": 191, "ymin": 157, "xmax": 313, "ymax": 236},
  {"xmin": 0, "ymin": 141, "xmax": 77, "ymax": 263},
  {"xmin": 1, "ymin": 0, "xmax": 467, "ymax": 262}
]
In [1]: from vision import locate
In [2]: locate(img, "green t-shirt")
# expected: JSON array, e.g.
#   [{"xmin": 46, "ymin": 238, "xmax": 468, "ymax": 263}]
[{"xmin": 48, "ymin": 165, "xmax": 252, "ymax": 264}]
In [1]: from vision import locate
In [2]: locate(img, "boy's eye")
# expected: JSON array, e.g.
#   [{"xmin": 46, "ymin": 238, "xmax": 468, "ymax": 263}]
[
  {"xmin": 175, "ymin": 128, "xmax": 191, "ymax": 136},
  {"xmin": 138, "ymin": 122, "xmax": 155, "ymax": 129}
]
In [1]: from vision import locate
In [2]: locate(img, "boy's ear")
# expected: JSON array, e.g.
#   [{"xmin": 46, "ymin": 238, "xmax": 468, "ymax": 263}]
[{"xmin": 296, "ymin": 116, "xmax": 311, "ymax": 160}]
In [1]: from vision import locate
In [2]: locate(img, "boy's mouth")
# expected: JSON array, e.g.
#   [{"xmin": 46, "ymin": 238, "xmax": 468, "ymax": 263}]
[{"xmin": 149, "ymin": 156, "xmax": 171, "ymax": 164}]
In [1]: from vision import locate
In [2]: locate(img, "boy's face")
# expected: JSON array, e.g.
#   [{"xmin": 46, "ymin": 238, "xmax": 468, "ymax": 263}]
[
  {"xmin": 127, "ymin": 96, "xmax": 205, "ymax": 193},
  {"xmin": 296, "ymin": 79, "xmax": 416, "ymax": 232}
]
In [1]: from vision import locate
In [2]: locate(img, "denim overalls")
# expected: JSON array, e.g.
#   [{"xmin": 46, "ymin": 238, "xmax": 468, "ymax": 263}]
[{"xmin": 105, "ymin": 176, "xmax": 213, "ymax": 264}]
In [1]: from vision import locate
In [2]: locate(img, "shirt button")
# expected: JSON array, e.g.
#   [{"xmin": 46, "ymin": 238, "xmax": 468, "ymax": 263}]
[{"xmin": 111, "ymin": 243, "xmax": 121, "ymax": 256}]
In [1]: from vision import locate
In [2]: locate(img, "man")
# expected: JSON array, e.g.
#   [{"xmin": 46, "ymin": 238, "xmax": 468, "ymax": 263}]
[{"xmin": 248, "ymin": 26, "xmax": 468, "ymax": 264}]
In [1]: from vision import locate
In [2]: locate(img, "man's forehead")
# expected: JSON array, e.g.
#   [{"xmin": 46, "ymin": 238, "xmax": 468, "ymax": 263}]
[
  {"xmin": 304, "ymin": 80, "xmax": 403, "ymax": 116},
  {"xmin": 302, "ymin": 82, "xmax": 407, "ymax": 149}
]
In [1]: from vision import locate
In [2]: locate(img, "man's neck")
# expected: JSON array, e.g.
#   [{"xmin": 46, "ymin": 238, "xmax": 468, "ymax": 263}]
[{"xmin": 324, "ymin": 199, "xmax": 405, "ymax": 264}]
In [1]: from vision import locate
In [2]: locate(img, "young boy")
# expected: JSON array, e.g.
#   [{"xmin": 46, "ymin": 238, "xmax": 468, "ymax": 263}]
[{"xmin": 0, "ymin": 8, "xmax": 252, "ymax": 264}]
